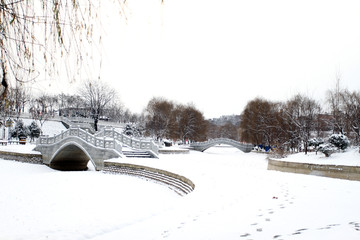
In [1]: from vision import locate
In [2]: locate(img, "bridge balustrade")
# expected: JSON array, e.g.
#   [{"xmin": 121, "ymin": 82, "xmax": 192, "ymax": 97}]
[
  {"xmin": 38, "ymin": 128, "xmax": 115, "ymax": 149},
  {"xmin": 37, "ymin": 126, "xmax": 159, "ymax": 161},
  {"xmin": 190, "ymin": 138, "xmax": 253, "ymax": 152},
  {"xmin": 95, "ymin": 127, "xmax": 159, "ymax": 155}
]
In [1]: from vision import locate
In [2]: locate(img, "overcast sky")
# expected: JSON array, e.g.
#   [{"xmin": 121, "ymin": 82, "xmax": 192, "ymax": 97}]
[{"xmin": 35, "ymin": 0, "xmax": 360, "ymax": 119}]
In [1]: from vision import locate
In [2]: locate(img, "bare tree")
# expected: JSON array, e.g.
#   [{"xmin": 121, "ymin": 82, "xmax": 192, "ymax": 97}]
[
  {"xmin": 0, "ymin": 87, "xmax": 13, "ymax": 138},
  {"xmin": 144, "ymin": 98, "xmax": 207, "ymax": 142},
  {"xmin": 206, "ymin": 121, "xmax": 220, "ymax": 139},
  {"xmin": 326, "ymin": 73, "xmax": 345, "ymax": 134},
  {"xmin": 46, "ymin": 95, "xmax": 58, "ymax": 117},
  {"xmin": 29, "ymin": 94, "xmax": 51, "ymax": 134},
  {"xmin": 339, "ymin": 90, "xmax": 360, "ymax": 144},
  {"xmin": 145, "ymin": 97, "xmax": 174, "ymax": 140},
  {"xmin": 284, "ymin": 94, "xmax": 321, "ymax": 154},
  {"xmin": 105, "ymin": 102, "xmax": 125, "ymax": 122},
  {"xmin": 9, "ymin": 85, "xmax": 27, "ymax": 118},
  {"xmin": 0, "ymin": 1, "xmax": 109, "ymax": 96},
  {"xmin": 218, "ymin": 122, "xmax": 239, "ymax": 140},
  {"xmin": 78, "ymin": 80, "xmax": 117, "ymax": 131},
  {"xmin": 173, "ymin": 104, "xmax": 207, "ymax": 142},
  {"xmin": 239, "ymin": 98, "xmax": 283, "ymax": 147}
]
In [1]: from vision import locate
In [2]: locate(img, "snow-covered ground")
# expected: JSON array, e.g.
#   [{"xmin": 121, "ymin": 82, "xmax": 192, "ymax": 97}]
[
  {"xmin": 1, "ymin": 121, "xmax": 360, "ymax": 240},
  {"xmin": 280, "ymin": 148, "xmax": 360, "ymax": 167}
]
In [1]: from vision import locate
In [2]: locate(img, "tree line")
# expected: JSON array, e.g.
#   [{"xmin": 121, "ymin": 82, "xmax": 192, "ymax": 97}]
[
  {"xmin": 0, "ymin": 80, "xmax": 132, "ymax": 132},
  {"xmin": 144, "ymin": 97, "xmax": 208, "ymax": 142},
  {"xmin": 3, "ymin": 78, "xmax": 359, "ymax": 150},
  {"xmin": 0, "ymin": 81, "xmax": 212, "ymax": 142},
  {"xmin": 239, "ymin": 88, "xmax": 360, "ymax": 153}
]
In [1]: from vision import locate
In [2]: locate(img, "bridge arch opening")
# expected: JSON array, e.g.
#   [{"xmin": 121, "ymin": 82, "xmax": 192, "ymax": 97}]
[
  {"xmin": 49, "ymin": 143, "xmax": 95, "ymax": 171},
  {"xmin": 203, "ymin": 144, "xmax": 242, "ymax": 153}
]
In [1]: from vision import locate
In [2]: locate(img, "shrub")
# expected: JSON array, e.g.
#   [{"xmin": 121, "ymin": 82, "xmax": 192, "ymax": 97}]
[
  {"xmin": 328, "ymin": 134, "xmax": 350, "ymax": 151},
  {"xmin": 318, "ymin": 143, "xmax": 337, "ymax": 157},
  {"xmin": 10, "ymin": 119, "xmax": 29, "ymax": 139},
  {"xmin": 28, "ymin": 121, "xmax": 41, "ymax": 141},
  {"xmin": 308, "ymin": 138, "xmax": 324, "ymax": 152}
]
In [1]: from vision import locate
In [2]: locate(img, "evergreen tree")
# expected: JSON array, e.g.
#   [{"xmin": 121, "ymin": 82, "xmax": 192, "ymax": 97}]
[
  {"xmin": 10, "ymin": 119, "xmax": 28, "ymax": 139},
  {"xmin": 28, "ymin": 121, "xmax": 41, "ymax": 142},
  {"xmin": 328, "ymin": 134, "xmax": 350, "ymax": 150},
  {"xmin": 308, "ymin": 138, "xmax": 324, "ymax": 154},
  {"xmin": 318, "ymin": 134, "xmax": 349, "ymax": 157}
]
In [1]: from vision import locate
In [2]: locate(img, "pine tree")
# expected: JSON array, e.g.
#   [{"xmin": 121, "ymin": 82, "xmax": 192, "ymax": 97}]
[
  {"xmin": 28, "ymin": 121, "xmax": 41, "ymax": 142},
  {"xmin": 328, "ymin": 134, "xmax": 350, "ymax": 150},
  {"xmin": 10, "ymin": 119, "xmax": 29, "ymax": 139}
]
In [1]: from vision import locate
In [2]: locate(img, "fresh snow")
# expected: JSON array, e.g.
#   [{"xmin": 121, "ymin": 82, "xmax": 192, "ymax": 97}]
[
  {"xmin": 20, "ymin": 118, "xmax": 68, "ymax": 137},
  {"xmin": 0, "ymin": 143, "xmax": 40, "ymax": 154},
  {"xmin": 280, "ymin": 148, "xmax": 360, "ymax": 167},
  {"xmin": 1, "ymin": 122, "xmax": 360, "ymax": 239}
]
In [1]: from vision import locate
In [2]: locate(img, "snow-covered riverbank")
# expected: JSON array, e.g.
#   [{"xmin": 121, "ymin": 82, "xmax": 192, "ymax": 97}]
[{"xmin": 1, "ymin": 143, "xmax": 360, "ymax": 239}]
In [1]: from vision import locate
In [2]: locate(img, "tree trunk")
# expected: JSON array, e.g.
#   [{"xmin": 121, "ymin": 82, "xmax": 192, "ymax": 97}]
[{"xmin": 94, "ymin": 118, "xmax": 98, "ymax": 132}]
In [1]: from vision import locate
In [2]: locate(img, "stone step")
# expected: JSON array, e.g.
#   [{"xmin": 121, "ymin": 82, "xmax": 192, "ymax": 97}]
[
  {"xmin": 103, "ymin": 165, "xmax": 194, "ymax": 195},
  {"xmin": 123, "ymin": 151, "xmax": 152, "ymax": 158}
]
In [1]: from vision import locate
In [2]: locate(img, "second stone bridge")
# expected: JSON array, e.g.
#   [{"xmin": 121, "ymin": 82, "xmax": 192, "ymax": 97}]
[{"xmin": 190, "ymin": 138, "xmax": 253, "ymax": 152}]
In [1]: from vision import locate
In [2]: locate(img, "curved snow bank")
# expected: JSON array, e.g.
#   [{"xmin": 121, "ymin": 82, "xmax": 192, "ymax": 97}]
[
  {"xmin": 268, "ymin": 159, "xmax": 360, "ymax": 181},
  {"xmin": 103, "ymin": 162, "xmax": 195, "ymax": 195},
  {"xmin": 268, "ymin": 148, "xmax": 360, "ymax": 181},
  {"xmin": 280, "ymin": 147, "xmax": 360, "ymax": 166}
]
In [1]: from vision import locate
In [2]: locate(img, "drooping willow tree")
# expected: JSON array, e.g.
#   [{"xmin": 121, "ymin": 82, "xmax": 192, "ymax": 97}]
[{"xmin": 0, "ymin": 0, "xmax": 128, "ymax": 101}]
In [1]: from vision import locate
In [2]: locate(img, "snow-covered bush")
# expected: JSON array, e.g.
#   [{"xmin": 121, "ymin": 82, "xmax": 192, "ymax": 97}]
[
  {"xmin": 317, "ymin": 134, "xmax": 350, "ymax": 157},
  {"xmin": 123, "ymin": 124, "xmax": 144, "ymax": 138},
  {"xmin": 27, "ymin": 121, "xmax": 41, "ymax": 142},
  {"xmin": 308, "ymin": 138, "xmax": 324, "ymax": 152},
  {"xmin": 328, "ymin": 134, "xmax": 350, "ymax": 151},
  {"xmin": 10, "ymin": 119, "xmax": 29, "ymax": 139},
  {"xmin": 317, "ymin": 143, "xmax": 337, "ymax": 157}
]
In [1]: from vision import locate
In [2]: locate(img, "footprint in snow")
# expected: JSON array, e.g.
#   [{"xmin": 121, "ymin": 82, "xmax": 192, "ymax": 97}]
[
  {"xmin": 291, "ymin": 228, "xmax": 308, "ymax": 235},
  {"xmin": 240, "ymin": 233, "xmax": 251, "ymax": 238},
  {"xmin": 161, "ymin": 230, "xmax": 169, "ymax": 238},
  {"xmin": 349, "ymin": 221, "xmax": 360, "ymax": 231}
]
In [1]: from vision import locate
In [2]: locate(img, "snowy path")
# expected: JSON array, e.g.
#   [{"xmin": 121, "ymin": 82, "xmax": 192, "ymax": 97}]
[{"xmin": 1, "ymin": 146, "xmax": 360, "ymax": 239}]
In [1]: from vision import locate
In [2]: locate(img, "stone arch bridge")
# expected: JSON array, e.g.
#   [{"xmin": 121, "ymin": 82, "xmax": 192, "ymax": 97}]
[
  {"xmin": 190, "ymin": 138, "xmax": 253, "ymax": 152},
  {"xmin": 34, "ymin": 127, "xmax": 159, "ymax": 171}
]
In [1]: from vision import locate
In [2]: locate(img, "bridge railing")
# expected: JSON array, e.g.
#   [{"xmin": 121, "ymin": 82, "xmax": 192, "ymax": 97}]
[
  {"xmin": 37, "ymin": 126, "xmax": 159, "ymax": 156},
  {"xmin": 60, "ymin": 117, "xmax": 95, "ymax": 134},
  {"xmin": 190, "ymin": 138, "xmax": 253, "ymax": 152},
  {"xmin": 192, "ymin": 138, "xmax": 250, "ymax": 145},
  {"xmin": 94, "ymin": 127, "xmax": 159, "ymax": 155},
  {"xmin": 37, "ymin": 127, "xmax": 122, "ymax": 153}
]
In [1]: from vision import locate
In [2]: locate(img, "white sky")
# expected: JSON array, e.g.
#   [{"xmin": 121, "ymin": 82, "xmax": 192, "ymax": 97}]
[{"xmin": 35, "ymin": 0, "xmax": 360, "ymax": 119}]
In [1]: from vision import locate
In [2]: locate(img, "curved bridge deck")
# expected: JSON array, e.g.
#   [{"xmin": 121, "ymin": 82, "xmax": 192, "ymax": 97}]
[{"xmin": 190, "ymin": 138, "xmax": 253, "ymax": 152}]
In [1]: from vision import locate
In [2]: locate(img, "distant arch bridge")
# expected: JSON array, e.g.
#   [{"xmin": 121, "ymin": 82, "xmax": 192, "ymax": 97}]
[{"xmin": 190, "ymin": 138, "xmax": 253, "ymax": 153}]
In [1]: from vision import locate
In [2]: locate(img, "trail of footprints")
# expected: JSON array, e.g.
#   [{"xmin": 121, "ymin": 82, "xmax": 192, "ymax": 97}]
[
  {"xmin": 160, "ymin": 214, "xmax": 201, "ymax": 239},
  {"xmin": 240, "ymin": 184, "xmax": 295, "ymax": 239},
  {"xmin": 240, "ymin": 184, "xmax": 360, "ymax": 239},
  {"xmin": 159, "ymin": 183, "xmax": 360, "ymax": 239}
]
